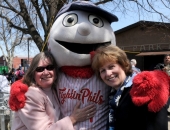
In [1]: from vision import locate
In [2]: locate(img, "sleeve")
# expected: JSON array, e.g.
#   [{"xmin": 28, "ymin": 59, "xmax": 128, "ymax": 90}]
[{"xmin": 16, "ymin": 87, "xmax": 74, "ymax": 130}]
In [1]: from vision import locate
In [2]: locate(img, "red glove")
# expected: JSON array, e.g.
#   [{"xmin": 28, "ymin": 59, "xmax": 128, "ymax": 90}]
[
  {"xmin": 9, "ymin": 80, "xmax": 28, "ymax": 111},
  {"xmin": 130, "ymin": 70, "xmax": 170, "ymax": 112}
]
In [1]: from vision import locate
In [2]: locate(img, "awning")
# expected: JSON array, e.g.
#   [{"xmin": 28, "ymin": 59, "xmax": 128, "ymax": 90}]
[{"xmin": 136, "ymin": 51, "xmax": 170, "ymax": 56}]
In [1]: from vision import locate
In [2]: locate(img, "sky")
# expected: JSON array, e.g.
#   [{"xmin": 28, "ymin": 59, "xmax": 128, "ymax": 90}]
[
  {"xmin": 14, "ymin": 41, "xmax": 40, "ymax": 57},
  {"xmin": 1, "ymin": 1, "xmax": 169, "ymax": 58},
  {"xmin": 102, "ymin": 1, "xmax": 170, "ymax": 31}
]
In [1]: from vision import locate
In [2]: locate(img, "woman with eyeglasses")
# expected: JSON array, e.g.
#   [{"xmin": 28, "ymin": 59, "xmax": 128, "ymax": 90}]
[{"xmin": 9, "ymin": 51, "xmax": 96, "ymax": 130}]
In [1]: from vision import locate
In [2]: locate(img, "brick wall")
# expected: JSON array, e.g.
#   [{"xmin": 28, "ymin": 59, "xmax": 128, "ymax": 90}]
[{"xmin": 0, "ymin": 56, "xmax": 33, "ymax": 70}]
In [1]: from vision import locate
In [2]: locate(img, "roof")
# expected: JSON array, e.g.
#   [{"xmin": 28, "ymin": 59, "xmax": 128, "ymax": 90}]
[
  {"xmin": 115, "ymin": 20, "xmax": 170, "ymax": 34},
  {"xmin": 136, "ymin": 51, "xmax": 170, "ymax": 56}
]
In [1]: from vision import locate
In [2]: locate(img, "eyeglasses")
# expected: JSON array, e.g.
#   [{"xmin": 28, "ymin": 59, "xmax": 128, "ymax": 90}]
[{"xmin": 35, "ymin": 65, "xmax": 55, "ymax": 72}]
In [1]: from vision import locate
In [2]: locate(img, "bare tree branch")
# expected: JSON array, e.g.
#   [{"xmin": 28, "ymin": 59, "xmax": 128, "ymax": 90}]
[
  {"xmin": 0, "ymin": 15, "xmax": 24, "ymax": 71},
  {"xmin": 146, "ymin": 0, "xmax": 169, "ymax": 21},
  {"xmin": 95, "ymin": 0, "xmax": 112, "ymax": 5},
  {"xmin": 0, "ymin": 0, "xmax": 169, "ymax": 53}
]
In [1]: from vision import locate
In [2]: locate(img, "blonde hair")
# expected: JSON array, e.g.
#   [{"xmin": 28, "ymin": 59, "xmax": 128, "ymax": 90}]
[{"xmin": 91, "ymin": 45, "xmax": 132, "ymax": 78}]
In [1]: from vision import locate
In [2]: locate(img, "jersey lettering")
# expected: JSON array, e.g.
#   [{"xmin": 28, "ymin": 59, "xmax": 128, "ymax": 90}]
[{"xmin": 59, "ymin": 87, "xmax": 104, "ymax": 104}]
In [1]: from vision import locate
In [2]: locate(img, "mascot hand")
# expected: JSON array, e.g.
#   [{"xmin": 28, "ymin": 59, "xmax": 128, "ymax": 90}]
[
  {"xmin": 130, "ymin": 70, "xmax": 170, "ymax": 112},
  {"xmin": 9, "ymin": 80, "xmax": 28, "ymax": 111}
]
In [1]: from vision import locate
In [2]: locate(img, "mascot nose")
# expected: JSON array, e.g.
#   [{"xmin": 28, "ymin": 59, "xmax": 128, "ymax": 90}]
[{"xmin": 77, "ymin": 22, "xmax": 91, "ymax": 36}]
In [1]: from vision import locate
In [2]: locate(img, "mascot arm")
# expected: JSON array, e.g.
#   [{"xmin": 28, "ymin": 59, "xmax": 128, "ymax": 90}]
[
  {"xmin": 9, "ymin": 80, "xmax": 28, "ymax": 111},
  {"xmin": 130, "ymin": 70, "xmax": 170, "ymax": 112}
]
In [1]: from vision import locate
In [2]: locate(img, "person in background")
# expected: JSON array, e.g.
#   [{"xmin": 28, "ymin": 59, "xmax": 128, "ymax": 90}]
[
  {"xmin": 0, "ymin": 73, "xmax": 11, "ymax": 130},
  {"xmin": 0, "ymin": 74, "xmax": 10, "ymax": 93},
  {"xmin": 154, "ymin": 54, "xmax": 170, "ymax": 115},
  {"xmin": 162, "ymin": 54, "xmax": 170, "ymax": 76},
  {"xmin": 130, "ymin": 59, "xmax": 141, "ymax": 74},
  {"xmin": 9, "ymin": 51, "xmax": 96, "ymax": 130},
  {"xmin": 154, "ymin": 54, "xmax": 170, "ymax": 74},
  {"xmin": 7, "ymin": 68, "xmax": 16, "ymax": 85},
  {"xmin": 92, "ymin": 45, "xmax": 168, "ymax": 130},
  {"xmin": 15, "ymin": 66, "xmax": 24, "ymax": 81}
]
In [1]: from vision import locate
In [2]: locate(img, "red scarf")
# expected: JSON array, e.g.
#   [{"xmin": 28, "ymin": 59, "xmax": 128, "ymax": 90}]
[{"xmin": 61, "ymin": 66, "xmax": 94, "ymax": 78}]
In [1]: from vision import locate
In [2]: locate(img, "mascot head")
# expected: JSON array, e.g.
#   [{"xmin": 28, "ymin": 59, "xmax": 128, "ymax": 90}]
[{"xmin": 48, "ymin": 1, "xmax": 118, "ymax": 67}]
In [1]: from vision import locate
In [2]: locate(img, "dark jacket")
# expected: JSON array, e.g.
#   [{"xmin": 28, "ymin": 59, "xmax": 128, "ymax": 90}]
[
  {"xmin": 113, "ymin": 87, "xmax": 168, "ymax": 130},
  {"xmin": 7, "ymin": 72, "xmax": 16, "ymax": 84},
  {"xmin": 154, "ymin": 63, "xmax": 165, "ymax": 70}
]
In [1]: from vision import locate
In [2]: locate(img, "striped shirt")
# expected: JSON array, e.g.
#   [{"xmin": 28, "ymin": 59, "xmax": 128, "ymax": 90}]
[{"xmin": 57, "ymin": 72, "xmax": 110, "ymax": 130}]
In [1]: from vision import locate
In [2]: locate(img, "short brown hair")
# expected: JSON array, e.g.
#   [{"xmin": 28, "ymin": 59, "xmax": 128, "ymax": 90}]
[
  {"xmin": 164, "ymin": 54, "xmax": 170, "ymax": 58},
  {"xmin": 91, "ymin": 45, "xmax": 132, "ymax": 78}
]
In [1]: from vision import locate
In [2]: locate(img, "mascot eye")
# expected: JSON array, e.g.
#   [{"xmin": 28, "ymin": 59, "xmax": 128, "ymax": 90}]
[
  {"xmin": 63, "ymin": 14, "xmax": 78, "ymax": 27},
  {"xmin": 89, "ymin": 15, "xmax": 103, "ymax": 27}
]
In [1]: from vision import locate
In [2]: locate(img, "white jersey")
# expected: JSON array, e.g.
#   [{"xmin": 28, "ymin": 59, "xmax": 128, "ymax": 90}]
[{"xmin": 57, "ymin": 72, "xmax": 110, "ymax": 130}]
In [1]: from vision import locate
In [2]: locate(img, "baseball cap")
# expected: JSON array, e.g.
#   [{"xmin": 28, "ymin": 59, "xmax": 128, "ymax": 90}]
[{"xmin": 55, "ymin": 1, "xmax": 118, "ymax": 23}]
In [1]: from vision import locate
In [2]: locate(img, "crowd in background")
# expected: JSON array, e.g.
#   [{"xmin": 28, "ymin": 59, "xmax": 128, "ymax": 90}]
[
  {"xmin": 0, "ymin": 66, "xmax": 24, "ymax": 86},
  {"xmin": 0, "ymin": 66, "xmax": 25, "ymax": 130}
]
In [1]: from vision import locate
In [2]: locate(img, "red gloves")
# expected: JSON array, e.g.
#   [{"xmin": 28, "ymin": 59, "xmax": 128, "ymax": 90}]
[
  {"xmin": 9, "ymin": 80, "xmax": 28, "ymax": 111},
  {"xmin": 130, "ymin": 70, "xmax": 170, "ymax": 112}
]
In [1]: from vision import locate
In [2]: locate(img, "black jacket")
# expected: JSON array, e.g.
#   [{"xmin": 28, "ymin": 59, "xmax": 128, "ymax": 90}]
[
  {"xmin": 111, "ymin": 87, "xmax": 168, "ymax": 130},
  {"xmin": 154, "ymin": 63, "xmax": 165, "ymax": 70}
]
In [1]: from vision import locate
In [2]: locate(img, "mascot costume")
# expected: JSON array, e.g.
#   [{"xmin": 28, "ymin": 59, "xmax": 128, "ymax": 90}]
[
  {"xmin": 47, "ymin": 1, "xmax": 118, "ymax": 129},
  {"xmin": 9, "ymin": 1, "xmax": 170, "ymax": 130}
]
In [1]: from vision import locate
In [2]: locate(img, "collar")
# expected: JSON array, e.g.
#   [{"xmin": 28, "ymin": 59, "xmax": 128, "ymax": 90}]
[{"xmin": 124, "ymin": 74, "xmax": 136, "ymax": 88}]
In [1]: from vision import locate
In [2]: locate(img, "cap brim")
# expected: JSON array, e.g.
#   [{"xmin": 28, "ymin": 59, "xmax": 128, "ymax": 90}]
[{"xmin": 56, "ymin": 1, "xmax": 118, "ymax": 23}]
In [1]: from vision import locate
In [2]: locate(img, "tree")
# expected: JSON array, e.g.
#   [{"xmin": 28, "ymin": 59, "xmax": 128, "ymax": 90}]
[
  {"xmin": 0, "ymin": 0, "xmax": 66, "ymax": 51},
  {"xmin": 96, "ymin": 0, "xmax": 170, "ymax": 23},
  {"xmin": 0, "ymin": 0, "xmax": 169, "ymax": 52},
  {"xmin": 0, "ymin": 11, "xmax": 24, "ymax": 71},
  {"xmin": 127, "ymin": 0, "xmax": 170, "ymax": 22}
]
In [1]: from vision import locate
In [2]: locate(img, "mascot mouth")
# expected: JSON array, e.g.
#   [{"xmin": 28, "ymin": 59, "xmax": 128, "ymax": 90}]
[{"xmin": 56, "ymin": 40, "xmax": 111, "ymax": 54}]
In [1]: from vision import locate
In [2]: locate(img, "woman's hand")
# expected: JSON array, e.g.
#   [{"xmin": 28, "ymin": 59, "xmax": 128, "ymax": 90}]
[{"xmin": 69, "ymin": 101, "xmax": 97, "ymax": 125}]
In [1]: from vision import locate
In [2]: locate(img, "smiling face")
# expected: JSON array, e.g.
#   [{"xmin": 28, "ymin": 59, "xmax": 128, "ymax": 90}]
[
  {"xmin": 164, "ymin": 55, "xmax": 170, "ymax": 65},
  {"xmin": 99, "ymin": 62, "xmax": 126, "ymax": 90},
  {"xmin": 48, "ymin": 11, "xmax": 116, "ymax": 67},
  {"xmin": 91, "ymin": 45, "xmax": 132, "ymax": 88},
  {"xmin": 34, "ymin": 58, "xmax": 56, "ymax": 88}
]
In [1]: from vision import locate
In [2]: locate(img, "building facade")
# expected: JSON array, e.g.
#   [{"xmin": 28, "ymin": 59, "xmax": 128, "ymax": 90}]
[
  {"xmin": 115, "ymin": 21, "xmax": 170, "ymax": 71},
  {"xmin": 0, "ymin": 56, "xmax": 33, "ymax": 72}
]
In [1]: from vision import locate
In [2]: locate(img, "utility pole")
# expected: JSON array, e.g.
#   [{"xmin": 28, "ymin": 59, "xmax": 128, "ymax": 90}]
[{"xmin": 27, "ymin": 37, "xmax": 32, "ymax": 71}]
